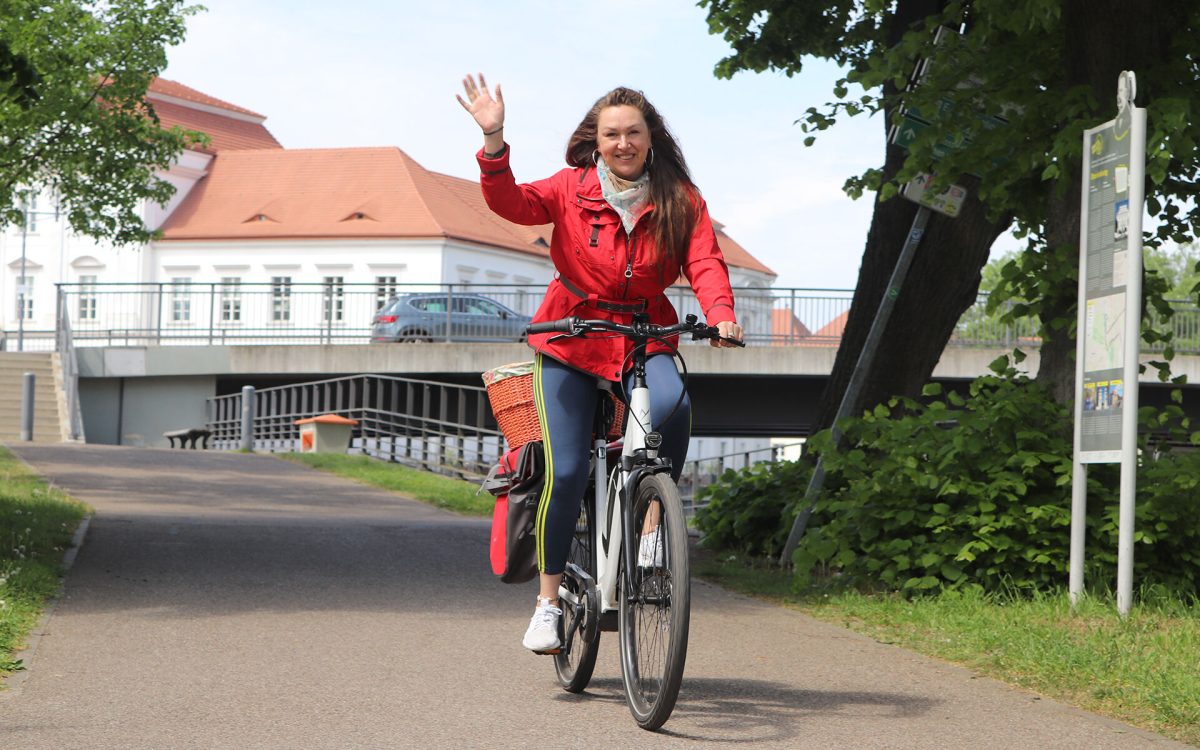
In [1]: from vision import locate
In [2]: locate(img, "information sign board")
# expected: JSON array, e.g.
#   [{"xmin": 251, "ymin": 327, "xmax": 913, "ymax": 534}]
[{"xmin": 1076, "ymin": 101, "xmax": 1144, "ymax": 462}]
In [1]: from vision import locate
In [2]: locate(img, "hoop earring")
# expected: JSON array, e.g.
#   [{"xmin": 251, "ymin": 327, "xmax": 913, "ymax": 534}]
[
  {"xmin": 592, "ymin": 149, "xmax": 601, "ymax": 166},
  {"xmin": 647, "ymin": 146, "xmax": 655, "ymax": 168}
]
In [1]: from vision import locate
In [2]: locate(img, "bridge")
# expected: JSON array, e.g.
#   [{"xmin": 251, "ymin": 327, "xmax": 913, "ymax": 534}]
[
  {"xmin": 74, "ymin": 341, "xmax": 1200, "ymax": 444},
  {"xmin": 11, "ymin": 282, "xmax": 1198, "ymax": 446}
]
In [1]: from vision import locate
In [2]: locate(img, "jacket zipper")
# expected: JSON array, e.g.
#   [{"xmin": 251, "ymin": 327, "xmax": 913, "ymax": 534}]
[{"xmin": 623, "ymin": 232, "xmax": 636, "ymax": 298}]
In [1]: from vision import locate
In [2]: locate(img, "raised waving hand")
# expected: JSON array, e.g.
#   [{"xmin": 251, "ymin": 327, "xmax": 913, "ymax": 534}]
[{"xmin": 456, "ymin": 73, "xmax": 505, "ymax": 137}]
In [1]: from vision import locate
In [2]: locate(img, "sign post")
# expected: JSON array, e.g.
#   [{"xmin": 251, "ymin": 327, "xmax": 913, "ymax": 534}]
[{"xmin": 1070, "ymin": 72, "xmax": 1147, "ymax": 616}]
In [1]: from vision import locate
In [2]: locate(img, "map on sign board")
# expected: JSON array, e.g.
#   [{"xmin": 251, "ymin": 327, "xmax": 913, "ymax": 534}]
[{"xmin": 1085, "ymin": 294, "xmax": 1125, "ymax": 372}]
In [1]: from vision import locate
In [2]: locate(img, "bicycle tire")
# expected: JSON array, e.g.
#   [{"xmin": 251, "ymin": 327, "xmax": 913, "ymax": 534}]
[
  {"xmin": 618, "ymin": 472, "xmax": 690, "ymax": 730},
  {"xmin": 554, "ymin": 488, "xmax": 601, "ymax": 692}
]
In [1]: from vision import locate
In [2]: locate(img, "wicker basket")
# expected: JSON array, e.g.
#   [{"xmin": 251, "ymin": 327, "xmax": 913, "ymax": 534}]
[{"xmin": 483, "ymin": 361, "xmax": 625, "ymax": 450}]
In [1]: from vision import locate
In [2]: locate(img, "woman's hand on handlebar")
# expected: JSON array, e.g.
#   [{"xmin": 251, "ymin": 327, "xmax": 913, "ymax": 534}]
[{"xmin": 712, "ymin": 320, "xmax": 744, "ymax": 348}]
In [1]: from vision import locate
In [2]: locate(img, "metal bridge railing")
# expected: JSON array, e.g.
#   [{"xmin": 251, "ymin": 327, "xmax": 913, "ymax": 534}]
[
  {"xmin": 207, "ymin": 369, "xmax": 802, "ymax": 508},
  {"xmin": 54, "ymin": 291, "xmax": 85, "ymax": 441},
  {"xmin": 34, "ymin": 281, "xmax": 1200, "ymax": 352},
  {"xmin": 207, "ymin": 373, "xmax": 505, "ymax": 478}
]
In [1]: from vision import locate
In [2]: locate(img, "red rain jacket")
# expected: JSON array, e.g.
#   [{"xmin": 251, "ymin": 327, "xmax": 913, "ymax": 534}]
[{"xmin": 477, "ymin": 145, "xmax": 737, "ymax": 382}]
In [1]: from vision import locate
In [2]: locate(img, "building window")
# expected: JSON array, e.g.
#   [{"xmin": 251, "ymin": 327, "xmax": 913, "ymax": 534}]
[
  {"xmin": 171, "ymin": 277, "xmax": 191, "ymax": 322},
  {"xmin": 323, "ymin": 276, "xmax": 345, "ymax": 323},
  {"xmin": 16, "ymin": 276, "xmax": 33, "ymax": 320},
  {"xmin": 220, "ymin": 277, "xmax": 242, "ymax": 323},
  {"xmin": 78, "ymin": 275, "xmax": 97, "ymax": 321},
  {"xmin": 375, "ymin": 275, "xmax": 397, "ymax": 310},
  {"xmin": 272, "ymin": 276, "xmax": 292, "ymax": 322},
  {"xmin": 23, "ymin": 192, "xmax": 37, "ymax": 233}
]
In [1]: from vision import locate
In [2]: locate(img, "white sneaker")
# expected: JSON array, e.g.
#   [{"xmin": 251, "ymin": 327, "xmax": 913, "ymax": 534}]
[
  {"xmin": 522, "ymin": 598, "xmax": 562, "ymax": 652},
  {"xmin": 638, "ymin": 527, "xmax": 664, "ymax": 568}
]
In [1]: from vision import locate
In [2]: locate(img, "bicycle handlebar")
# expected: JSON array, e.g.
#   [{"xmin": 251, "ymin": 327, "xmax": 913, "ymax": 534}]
[
  {"xmin": 526, "ymin": 315, "xmax": 746, "ymax": 347},
  {"xmin": 526, "ymin": 318, "xmax": 578, "ymax": 335}
]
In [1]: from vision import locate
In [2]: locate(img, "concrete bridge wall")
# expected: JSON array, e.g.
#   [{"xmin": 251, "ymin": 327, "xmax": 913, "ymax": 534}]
[{"xmin": 74, "ymin": 344, "xmax": 1200, "ymax": 446}]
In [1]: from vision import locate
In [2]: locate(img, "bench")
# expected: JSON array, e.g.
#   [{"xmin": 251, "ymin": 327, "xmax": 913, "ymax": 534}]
[{"xmin": 164, "ymin": 427, "xmax": 212, "ymax": 449}]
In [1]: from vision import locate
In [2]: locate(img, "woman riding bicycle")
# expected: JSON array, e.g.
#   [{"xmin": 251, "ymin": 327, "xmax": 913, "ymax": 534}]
[{"xmin": 457, "ymin": 74, "xmax": 744, "ymax": 652}]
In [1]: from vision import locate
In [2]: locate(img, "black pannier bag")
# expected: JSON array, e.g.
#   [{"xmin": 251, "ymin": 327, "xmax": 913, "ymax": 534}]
[{"xmin": 482, "ymin": 440, "xmax": 545, "ymax": 584}]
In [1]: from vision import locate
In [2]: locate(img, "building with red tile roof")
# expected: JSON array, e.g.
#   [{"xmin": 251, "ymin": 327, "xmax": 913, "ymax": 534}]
[
  {"xmin": 155, "ymin": 145, "xmax": 776, "ymax": 281},
  {"xmin": 147, "ymin": 78, "xmax": 281, "ymax": 153}
]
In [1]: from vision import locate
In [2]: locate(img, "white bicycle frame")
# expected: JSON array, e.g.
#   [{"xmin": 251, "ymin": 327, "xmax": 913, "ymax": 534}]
[{"xmin": 590, "ymin": 377, "xmax": 653, "ymax": 612}]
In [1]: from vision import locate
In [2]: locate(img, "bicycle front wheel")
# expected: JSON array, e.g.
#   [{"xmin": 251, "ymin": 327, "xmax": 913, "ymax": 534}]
[
  {"xmin": 618, "ymin": 472, "xmax": 690, "ymax": 730},
  {"xmin": 554, "ymin": 489, "xmax": 600, "ymax": 692}
]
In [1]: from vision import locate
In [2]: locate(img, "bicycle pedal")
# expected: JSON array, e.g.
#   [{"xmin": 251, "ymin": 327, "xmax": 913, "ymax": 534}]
[
  {"xmin": 533, "ymin": 647, "xmax": 562, "ymax": 655},
  {"xmin": 598, "ymin": 610, "xmax": 618, "ymax": 632}
]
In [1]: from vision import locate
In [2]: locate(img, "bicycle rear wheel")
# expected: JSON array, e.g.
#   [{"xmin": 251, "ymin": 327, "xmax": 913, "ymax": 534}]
[
  {"xmin": 618, "ymin": 472, "xmax": 690, "ymax": 730},
  {"xmin": 554, "ymin": 489, "xmax": 600, "ymax": 692}
]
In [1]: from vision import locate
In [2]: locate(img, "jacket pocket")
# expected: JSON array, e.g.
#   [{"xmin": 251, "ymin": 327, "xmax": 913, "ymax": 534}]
[{"xmin": 570, "ymin": 205, "xmax": 621, "ymax": 272}]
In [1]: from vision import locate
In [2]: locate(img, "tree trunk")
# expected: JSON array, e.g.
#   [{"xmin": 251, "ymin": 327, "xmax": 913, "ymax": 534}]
[
  {"xmin": 815, "ymin": 137, "xmax": 1013, "ymax": 433},
  {"xmin": 811, "ymin": 0, "xmax": 1012, "ymax": 432},
  {"xmin": 1036, "ymin": 0, "xmax": 1190, "ymax": 403}
]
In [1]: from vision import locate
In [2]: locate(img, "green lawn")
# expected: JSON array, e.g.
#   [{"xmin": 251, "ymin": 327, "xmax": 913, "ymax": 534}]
[
  {"xmin": 278, "ymin": 452, "xmax": 494, "ymax": 516},
  {"xmin": 694, "ymin": 551, "xmax": 1200, "ymax": 747},
  {"xmin": 0, "ymin": 446, "xmax": 89, "ymax": 679}
]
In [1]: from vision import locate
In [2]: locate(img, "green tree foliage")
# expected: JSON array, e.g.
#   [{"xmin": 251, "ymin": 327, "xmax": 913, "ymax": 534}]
[
  {"xmin": 702, "ymin": 0, "xmax": 1200, "ymax": 401},
  {"xmin": 0, "ymin": 0, "xmax": 205, "ymax": 245}
]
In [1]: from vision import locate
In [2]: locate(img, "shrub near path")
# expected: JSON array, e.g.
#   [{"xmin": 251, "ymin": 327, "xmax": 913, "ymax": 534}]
[{"xmin": 0, "ymin": 446, "xmax": 89, "ymax": 679}]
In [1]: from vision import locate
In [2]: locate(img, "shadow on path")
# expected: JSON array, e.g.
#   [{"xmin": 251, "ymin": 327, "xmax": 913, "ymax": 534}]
[{"xmin": 557, "ymin": 676, "xmax": 938, "ymax": 744}]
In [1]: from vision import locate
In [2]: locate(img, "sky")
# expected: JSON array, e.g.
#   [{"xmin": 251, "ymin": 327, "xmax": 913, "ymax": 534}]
[{"xmin": 162, "ymin": 0, "xmax": 888, "ymax": 290}]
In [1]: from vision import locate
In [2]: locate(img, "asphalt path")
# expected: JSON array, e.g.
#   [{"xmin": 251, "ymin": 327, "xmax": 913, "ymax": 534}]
[{"xmin": 0, "ymin": 444, "xmax": 1191, "ymax": 749}]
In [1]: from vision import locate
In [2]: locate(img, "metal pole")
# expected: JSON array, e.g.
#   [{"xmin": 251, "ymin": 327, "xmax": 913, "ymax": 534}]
[
  {"xmin": 208, "ymin": 282, "xmax": 216, "ymax": 345},
  {"xmin": 1069, "ymin": 120, "xmax": 1093, "ymax": 608},
  {"xmin": 1068, "ymin": 461, "xmax": 1088, "ymax": 605},
  {"xmin": 780, "ymin": 206, "xmax": 933, "ymax": 565},
  {"xmin": 240, "ymin": 385, "xmax": 256, "ymax": 452},
  {"xmin": 1116, "ymin": 105, "xmax": 1148, "ymax": 618},
  {"xmin": 18, "ymin": 199, "xmax": 28, "ymax": 352},
  {"xmin": 20, "ymin": 372, "xmax": 35, "ymax": 441}
]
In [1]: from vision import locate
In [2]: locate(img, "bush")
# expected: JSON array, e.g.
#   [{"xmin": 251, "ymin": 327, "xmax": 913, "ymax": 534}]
[
  {"xmin": 696, "ymin": 368, "xmax": 1200, "ymax": 597},
  {"xmin": 694, "ymin": 459, "xmax": 812, "ymax": 559},
  {"xmin": 796, "ymin": 374, "xmax": 1080, "ymax": 593}
]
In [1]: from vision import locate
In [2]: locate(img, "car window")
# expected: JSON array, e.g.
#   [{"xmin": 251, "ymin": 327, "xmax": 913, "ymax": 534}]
[
  {"xmin": 412, "ymin": 297, "xmax": 447, "ymax": 313},
  {"xmin": 462, "ymin": 298, "xmax": 502, "ymax": 316}
]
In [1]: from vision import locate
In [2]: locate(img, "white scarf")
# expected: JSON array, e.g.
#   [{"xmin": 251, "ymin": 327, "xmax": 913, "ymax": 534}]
[{"xmin": 596, "ymin": 156, "xmax": 650, "ymax": 235}]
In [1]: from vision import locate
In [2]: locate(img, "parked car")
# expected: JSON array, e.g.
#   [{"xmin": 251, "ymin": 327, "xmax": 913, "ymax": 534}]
[{"xmin": 371, "ymin": 293, "xmax": 532, "ymax": 343}]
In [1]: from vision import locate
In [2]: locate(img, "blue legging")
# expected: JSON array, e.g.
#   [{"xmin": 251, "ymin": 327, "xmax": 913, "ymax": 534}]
[{"xmin": 532, "ymin": 352, "xmax": 690, "ymax": 575}]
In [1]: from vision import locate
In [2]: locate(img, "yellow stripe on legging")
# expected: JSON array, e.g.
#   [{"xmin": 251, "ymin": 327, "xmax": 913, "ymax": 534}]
[{"xmin": 532, "ymin": 354, "xmax": 554, "ymax": 573}]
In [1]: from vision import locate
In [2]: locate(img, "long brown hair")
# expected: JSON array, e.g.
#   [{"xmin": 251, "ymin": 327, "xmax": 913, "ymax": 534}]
[{"xmin": 565, "ymin": 87, "xmax": 698, "ymax": 276}]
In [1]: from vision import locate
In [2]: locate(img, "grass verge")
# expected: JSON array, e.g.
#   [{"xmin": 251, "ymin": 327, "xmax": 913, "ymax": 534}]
[
  {"xmin": 278, "ymin": 453, "xmax": 492, "ymax": 516},
  {"xmin": 0, "ymin": 446, "xmax": 89, "ymax": 681},
  {"xmin": 693, "ymin": 549, "xmax": 1200, "ymax": 747}
]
